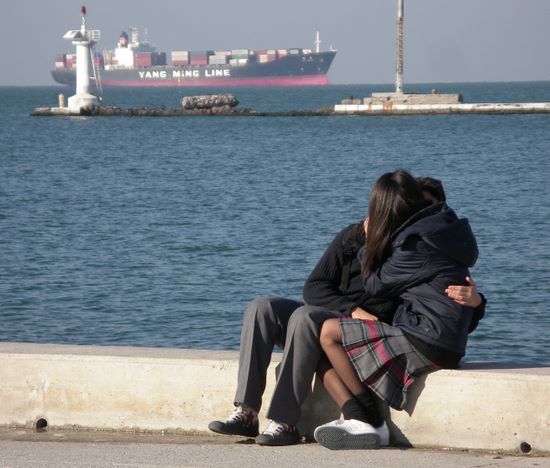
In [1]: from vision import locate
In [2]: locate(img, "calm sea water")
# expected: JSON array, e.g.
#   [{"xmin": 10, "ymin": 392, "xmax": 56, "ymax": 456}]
[{"xmin": 1, "ymin": 82, "xmax": 549, "ymax": 364}]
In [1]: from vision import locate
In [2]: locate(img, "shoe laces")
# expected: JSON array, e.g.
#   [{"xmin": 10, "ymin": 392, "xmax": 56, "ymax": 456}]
[
  {"xmin": 227, "ymin": 405, "xmax": 257, "ymax": 424},
  {"xmin": 262, "ymin": 420, "xmax": 294, "ymax": 436}
]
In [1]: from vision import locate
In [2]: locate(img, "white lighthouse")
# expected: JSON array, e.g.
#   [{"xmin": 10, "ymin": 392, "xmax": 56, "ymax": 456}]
[{"xmin": 63, "ymin": 6, "xmax": 101, "ymax": 110}]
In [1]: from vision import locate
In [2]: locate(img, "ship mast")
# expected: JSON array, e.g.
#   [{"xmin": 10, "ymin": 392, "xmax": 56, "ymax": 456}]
[
  {"xmin": 315, "ymin": 31, "xmax": 321, "ymax": 53},
  {"xmin": 395, "ymin": 0, "xmax": 404, "ymax": 93}
]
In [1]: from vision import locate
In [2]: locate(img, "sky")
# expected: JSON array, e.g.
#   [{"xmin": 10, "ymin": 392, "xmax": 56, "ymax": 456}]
[{"xmin": 1, "ymin": 0, "xmax": 549, "ymax": 86}]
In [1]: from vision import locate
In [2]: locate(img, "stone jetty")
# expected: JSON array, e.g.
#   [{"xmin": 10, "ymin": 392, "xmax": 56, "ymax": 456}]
[{"xmin": 30, "ymin": 91, "xmax": 550, "ymax": 117}]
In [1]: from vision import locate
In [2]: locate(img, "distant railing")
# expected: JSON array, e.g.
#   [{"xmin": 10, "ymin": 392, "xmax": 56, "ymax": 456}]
[{"xmin": 87, "ymin": 30, "xmax": 101, "ymax": 43}]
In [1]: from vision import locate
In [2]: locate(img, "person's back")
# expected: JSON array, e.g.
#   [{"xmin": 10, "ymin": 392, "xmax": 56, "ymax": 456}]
[{"xmin": 364, "ymin": 202, "xmax": 478, "ymax": 356}]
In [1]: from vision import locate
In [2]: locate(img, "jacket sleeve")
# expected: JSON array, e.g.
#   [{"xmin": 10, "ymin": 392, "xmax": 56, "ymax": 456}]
[
  {"xmin": 362, "ymin": 237, "xmax": 431, "ymax": 298},
  {"xmin": 303, "ymin": 226, "xmax": 360, "ymax": 315},
  {"xmin": 468, "ymin": 293, "xmax": 487, "ymax": 333}
]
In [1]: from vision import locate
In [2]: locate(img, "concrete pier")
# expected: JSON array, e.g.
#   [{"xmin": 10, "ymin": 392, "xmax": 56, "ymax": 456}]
[
  {"xmin": 1, "ymin": 342, "xmax": 549, "ymax": 454},
  {"xmin": 335, "ymin": 91, "xmax": 550, "ymax": 115},
  {"xmin": 334, "ymin": 101, "xmax": 550, "ymax": 115}
]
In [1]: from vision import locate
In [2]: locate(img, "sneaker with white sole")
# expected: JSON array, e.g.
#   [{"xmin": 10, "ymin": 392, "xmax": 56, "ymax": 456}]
[
  {"xmin": 255, "ymin": 420, "xmax": 301, "ymax": 446},
  {"xmin": 314, "ymin": 419, "xmax": 390, "ymax": 450},
  {"xmin": 208, "ymin": 405, "xmax": 259, "ymax": 437}
]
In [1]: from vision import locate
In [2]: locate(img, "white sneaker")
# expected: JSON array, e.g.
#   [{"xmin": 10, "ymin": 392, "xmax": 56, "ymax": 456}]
[{"xmin": 314, "ymin": 419, "xmax": 390, "ymax": 450}]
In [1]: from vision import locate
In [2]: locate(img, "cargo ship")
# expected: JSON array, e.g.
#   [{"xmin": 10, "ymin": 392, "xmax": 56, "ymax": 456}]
[{"xmin": 51, "ymin": 27, "xmax": 337, "ymax": 88}]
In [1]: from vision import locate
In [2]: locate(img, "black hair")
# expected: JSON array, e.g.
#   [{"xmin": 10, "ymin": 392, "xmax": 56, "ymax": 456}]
[
  {"xmin": 363, "ymin": 170, "xmax": 429, "ymax": 272},
  {"xmin": 417, "ymin": 177, "xmax": 446, "ymax": 203}
]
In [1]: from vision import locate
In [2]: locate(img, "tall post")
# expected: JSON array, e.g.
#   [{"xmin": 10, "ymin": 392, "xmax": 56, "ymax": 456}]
[
  {"xmin": 395, "ymin": 0, "xmax": 404, "ymax": 94},
  {"xmin": 315, "ymin": 31, "xmax": 321, "ymax": 54}
]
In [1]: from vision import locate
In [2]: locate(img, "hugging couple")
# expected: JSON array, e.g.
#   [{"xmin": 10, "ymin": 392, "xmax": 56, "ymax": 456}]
[{"xmin": 209, "ymin": 170, "xmax": 486, "ymax": 450}]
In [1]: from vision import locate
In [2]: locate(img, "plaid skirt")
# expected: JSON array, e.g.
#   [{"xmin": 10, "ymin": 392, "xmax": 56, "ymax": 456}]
[{"xmin": 339, "ymin": 318, "xmax": 439, "ymax": 410}]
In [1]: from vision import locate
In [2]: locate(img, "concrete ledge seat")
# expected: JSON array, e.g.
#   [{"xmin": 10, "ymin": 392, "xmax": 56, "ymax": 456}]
[{"xmin": 0, "ymin": 342, "xmax": 548, "ymax": 454}]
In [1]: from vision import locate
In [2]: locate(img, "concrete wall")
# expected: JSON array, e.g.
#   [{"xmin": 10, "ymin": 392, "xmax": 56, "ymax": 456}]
[
  {"xmin": 366, "ymin": 92, "xmax": 463, "ymax": 105},
  {"xmin": 1, "ymin": 342, "xmax": 549, "ymax": 454}
]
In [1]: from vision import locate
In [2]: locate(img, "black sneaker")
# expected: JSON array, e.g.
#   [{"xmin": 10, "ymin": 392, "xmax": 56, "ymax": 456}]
[
  {"xmin": 208, "ymin": 406, "xmax": 259, "ymax": 437},
  {"xmin": 255, "ymin": 420, "xmax": 301, "ymax": 446}
]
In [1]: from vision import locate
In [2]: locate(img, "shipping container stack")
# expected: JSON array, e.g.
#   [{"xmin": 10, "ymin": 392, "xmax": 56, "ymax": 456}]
[
  {"xmin": 151, "ymin": 52, "xmax": 167, "ymax": 66},
  {"xmin": 277, "ymin": 49, "xmax": 288, "ymax": 58},
  {"xmin": 229, "ymin": 49, "xmax": 250, "ymax": 66},
  {"xmin": 189, "ymin": 51, "xmax": 213, "ymax": 66},
  {"xmin": 135, "ymin": 52, "xmax": 152, "ymax": 68},
  {"xmin": 54, "ymin": 54, "xmax": 66, "ymax": 69},
  {"xmin": 171, "ymin": 51, "xmax": 189, "ymax": 66},
  {"xmin": 102, "ymin": 50, "xmax": 115, "ymax": 67},
  {"xmin": 65, "ymin": 54, "xmax": 76, "ymax": 69},
  {"xmin": 93, "ymin": 56, "xmax": 104, "ymax": 69},
  {"xmin": 208, "ymin": 50, "xmax": 231, "ymax": 65},
  {"xmin": 257, "ymin": 49, "xmax": 277, "ymax": 64},
  {"xmin": 91, "ymin": 52, "xmax": 104, "ymax": 69}
]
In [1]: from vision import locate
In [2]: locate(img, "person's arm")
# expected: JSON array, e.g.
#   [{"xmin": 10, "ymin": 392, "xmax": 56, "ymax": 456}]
[
  {"xmin": 362, "ymin": 237, "xmax": 429, "ymax": 298},
  {"xmin": 467, "ymin": 293, "xmax": 486, "ymax": 332},
  {"xmin": 303, "ymin": 224, "xmax": 361, "ymax": 314},
  {"xmin": 446, "ymin": 276, "xmax": 487, "ymax": 332}
]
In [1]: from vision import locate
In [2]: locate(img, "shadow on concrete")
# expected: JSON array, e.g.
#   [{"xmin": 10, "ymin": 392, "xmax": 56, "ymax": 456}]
[{"xmin": 460, "ymin": 361, "xmax": 548, "ymax": 370}]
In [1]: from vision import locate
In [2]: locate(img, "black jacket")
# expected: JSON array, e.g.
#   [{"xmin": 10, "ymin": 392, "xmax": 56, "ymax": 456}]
[
  {"xmin": 363, "ymin": 203, "xmax": 478, "ymax": 355},
  {"xmin": 304, "ymin": 219, "xmax": 485, "ymax": 332},
  {"xmin": 303, "ymin": 222, "xmax": 397, "ymax": 322}
]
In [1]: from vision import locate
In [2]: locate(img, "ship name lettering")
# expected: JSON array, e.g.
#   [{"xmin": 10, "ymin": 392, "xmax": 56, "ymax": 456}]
[
  {"xmin": 205, "ymin": 69, "xmax": 231, "ymax": 78},
  {"xmin": 172, "ymin": 70, "xmax": 201, "ymax": 78},
  {"xmin": 138, "ymin": 70, "xmax": 168, "ymax": 79}
]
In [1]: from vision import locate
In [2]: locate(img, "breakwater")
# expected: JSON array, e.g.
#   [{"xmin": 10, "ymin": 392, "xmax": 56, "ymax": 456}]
[
  {"xmin": 30, "ymin": 102, "xmax": 550, "ymax": 117},
  {"xmin": 29, "ymin": 105, "xmax": 334, "ymax": 117}
]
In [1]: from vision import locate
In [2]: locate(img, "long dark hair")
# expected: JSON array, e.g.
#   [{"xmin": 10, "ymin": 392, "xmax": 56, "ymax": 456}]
[{"xmin": 363, "ymin": 170, "xmax": 429, "ymax": 272}]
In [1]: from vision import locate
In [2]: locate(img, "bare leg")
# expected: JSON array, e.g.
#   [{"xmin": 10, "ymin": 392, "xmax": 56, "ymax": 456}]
[
  {"xmin": 318, "ymin": 319, "xmax": 386, "ymax": 431},
  {"xmin": 320, "ymin": 367, "xmax": 353, "ymax": 408},
  {"xmin": 319, "ymin": 318, "xmax": 366, "ymax": 396}
]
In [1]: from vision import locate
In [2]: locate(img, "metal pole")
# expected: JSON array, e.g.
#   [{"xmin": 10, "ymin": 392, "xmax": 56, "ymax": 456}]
[
  {"xmin": 395, "ymin": 0, "xmax": 404, "ymax": 93},
  {"xmin": 315, "ymin": 31, "xmax": 321, "ymax": 54}
]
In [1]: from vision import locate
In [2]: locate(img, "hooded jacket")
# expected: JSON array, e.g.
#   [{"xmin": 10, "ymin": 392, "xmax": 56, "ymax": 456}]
[{"xmin": 362, "ymin": 203, "xmax": 478, "ymax": 355}]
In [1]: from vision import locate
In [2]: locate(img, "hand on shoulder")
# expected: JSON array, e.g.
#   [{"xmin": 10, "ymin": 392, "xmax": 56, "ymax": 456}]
[{"xmin": 445, "ymin": 276, "xmax": 482, "ymax": 308}]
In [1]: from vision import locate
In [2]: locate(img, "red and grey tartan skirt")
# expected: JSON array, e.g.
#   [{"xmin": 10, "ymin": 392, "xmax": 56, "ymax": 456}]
[{"xmin": 339, "ymin": 318, "xmax": 440, "ymax": 410}]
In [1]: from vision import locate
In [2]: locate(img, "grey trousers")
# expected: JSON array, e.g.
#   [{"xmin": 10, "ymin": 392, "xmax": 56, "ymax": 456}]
[{"xmin": 234, "ymin": 296, "xmax": 344, "ymax": 425}]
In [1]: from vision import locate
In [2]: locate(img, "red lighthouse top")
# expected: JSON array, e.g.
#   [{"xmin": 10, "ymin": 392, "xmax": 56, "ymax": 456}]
[{"xmin": 81, "ymin": 6, "xmax": 87, "ymax": 16}]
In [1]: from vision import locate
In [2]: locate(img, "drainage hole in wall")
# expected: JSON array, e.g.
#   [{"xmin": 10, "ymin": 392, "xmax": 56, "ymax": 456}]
[
  {"xmin": 33, "ymin": 418, "xmax": 48, "ymax": 432},
  {"xmin": 520, "ymin": 442, "xmax": 532, "ymax": 454}
]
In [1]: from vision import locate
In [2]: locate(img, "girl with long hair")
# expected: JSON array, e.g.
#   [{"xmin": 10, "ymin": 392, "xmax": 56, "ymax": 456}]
[{"xmin": 314, "ymin": 170, "xmax": 478, "ymax": 450}]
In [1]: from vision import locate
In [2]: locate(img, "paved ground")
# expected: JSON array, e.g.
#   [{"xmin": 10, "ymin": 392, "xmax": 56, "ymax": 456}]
[{"xmin": 0, "ymin": 430, "xmax": 549, "ymax": 468}]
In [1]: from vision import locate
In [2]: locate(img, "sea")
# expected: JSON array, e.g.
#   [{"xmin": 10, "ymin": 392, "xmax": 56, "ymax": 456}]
[{"xmin": 1, "ymin": 82, "xmax": 549, "ymax": 365}]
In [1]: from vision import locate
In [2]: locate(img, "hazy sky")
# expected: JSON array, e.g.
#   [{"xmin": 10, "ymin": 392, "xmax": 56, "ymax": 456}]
[{"xmin": 1, "ymin": 0, "xmax": 549, "ymax": 86}]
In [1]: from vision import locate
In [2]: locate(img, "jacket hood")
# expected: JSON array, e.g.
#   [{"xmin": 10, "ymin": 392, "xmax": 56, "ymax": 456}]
[{"xmin": 392, "ymin": 203, "xmax": 478, "ymax": 267}]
